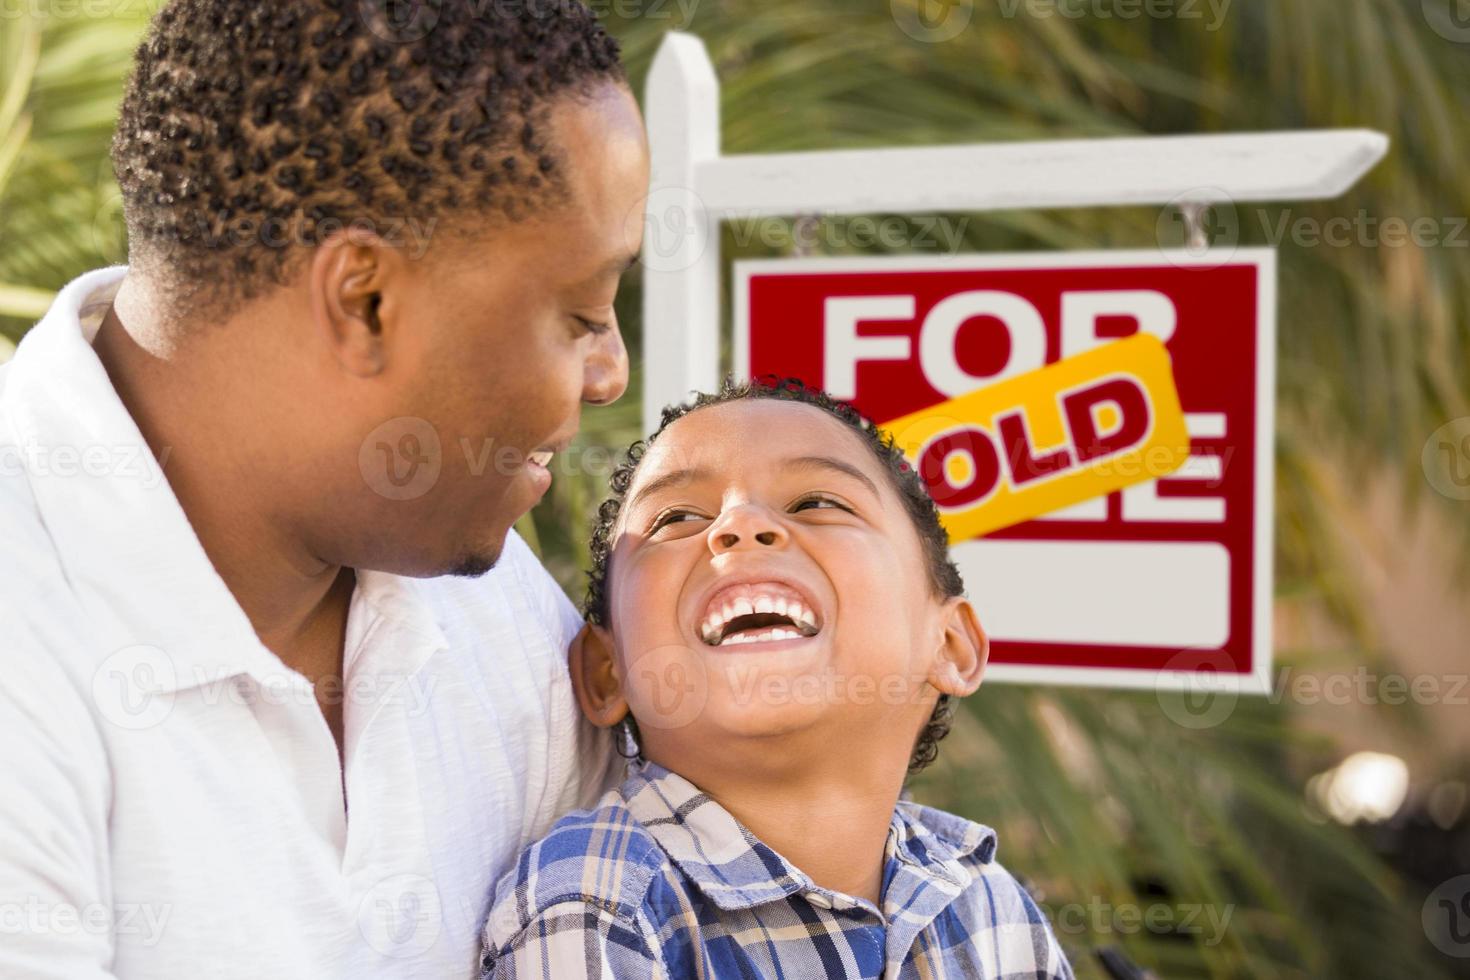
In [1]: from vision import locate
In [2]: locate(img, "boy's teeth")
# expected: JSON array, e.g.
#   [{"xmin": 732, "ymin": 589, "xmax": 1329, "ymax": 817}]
[
  {"xmin": 700, "ymin": 583, "xmax": 825, "ymax": 646},
  {"xmin": 715, "ymin": 625, "xmax": 804, "ymax": 646}
]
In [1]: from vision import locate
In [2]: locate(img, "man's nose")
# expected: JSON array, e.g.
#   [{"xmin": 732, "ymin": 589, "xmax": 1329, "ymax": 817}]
[
  {"xmin": 707, "ymin": 504, "xmax": 789, "ymax": 556},
  {"xmin": 583, "ymin": 321, "xmax": 629, "ymax": 406}
]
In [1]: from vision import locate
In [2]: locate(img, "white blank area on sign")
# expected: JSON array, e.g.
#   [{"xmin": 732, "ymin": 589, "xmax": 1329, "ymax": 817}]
[{"xmin": 951, "ymin": 539, "xmax": 1231, "ymax": 649}]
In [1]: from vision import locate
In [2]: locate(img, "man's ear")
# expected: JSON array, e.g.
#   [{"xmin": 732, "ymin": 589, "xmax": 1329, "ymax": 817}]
[
  {"xmin": 569, "ymin": 623, "xmax": 629, "ymax": 728},
  {"xmin": 308, "ymin": 231, "xmax": 395, "ymax": 378},
  {"xmin": 926, "ymin": 597, "xmax": 988, "ymax": 698}
]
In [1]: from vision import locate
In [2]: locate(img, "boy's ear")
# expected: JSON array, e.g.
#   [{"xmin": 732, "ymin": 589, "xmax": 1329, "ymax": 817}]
[
  {"xmin": 926, "ymin": 597, "xmax": 988, "ymax": 698},
  {"xmin": 569, "ymin": 622, "xmax": 630, "ymax": 728}
]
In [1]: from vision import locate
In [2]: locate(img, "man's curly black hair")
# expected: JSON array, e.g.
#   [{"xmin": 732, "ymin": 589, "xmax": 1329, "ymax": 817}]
[
  {"xmin": 586, "ymin": 377, "xmax": 968, "ymax": 777},
  {"xmin": 111, "ymin": 0, "xmax": 624, "ymax": 317}
]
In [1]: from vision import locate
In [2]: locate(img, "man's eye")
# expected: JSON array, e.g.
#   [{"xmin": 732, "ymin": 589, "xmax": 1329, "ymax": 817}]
[
  {"xmin": 574, "ymin": 315, "xmax": 612, "ymax": 336},
  {"xmin": 791, "ymin": 494, "xmax": 851, "ymax": 513},
  {"xmin": 649, "ymin": 509, "xmax": 705, "ymax": 533}
]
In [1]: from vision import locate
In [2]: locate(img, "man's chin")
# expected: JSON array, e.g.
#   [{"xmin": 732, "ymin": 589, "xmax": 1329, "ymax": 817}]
[
  {"xmin": 444, "ymin": 548, "xmax": 501, "ymax": 579},
  {"xmin": 399, "ymin": 521, "xmax": 511, "ymax": 579}
]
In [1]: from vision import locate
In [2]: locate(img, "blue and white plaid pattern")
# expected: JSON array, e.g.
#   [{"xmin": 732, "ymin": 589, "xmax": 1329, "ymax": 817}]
[{"xmin": 481, "ymin": 761, "xmax": 1074, "ymax": 979}]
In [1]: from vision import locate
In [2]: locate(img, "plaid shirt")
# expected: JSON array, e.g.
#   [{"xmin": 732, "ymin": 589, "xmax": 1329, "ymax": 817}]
[{"xmin": 480, "ymin": 760, "xmax": 1073, "ymax": 979}]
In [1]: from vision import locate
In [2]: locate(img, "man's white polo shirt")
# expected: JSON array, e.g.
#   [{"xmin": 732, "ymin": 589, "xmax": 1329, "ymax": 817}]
[{"xmin": 0, "ymin": 267, "xmax": 619, "ymax": 978}]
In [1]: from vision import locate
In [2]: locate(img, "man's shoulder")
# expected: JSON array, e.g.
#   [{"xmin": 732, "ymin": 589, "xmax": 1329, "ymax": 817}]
[
  {"xmin": 0, "ymin": 452, "xmax": 92, "ymax": 668},
  {"xmin": 0, "ymin": 466, "xmax": 107, "ymax": 754},
  {"xmin": 482, "ymin": 783, "xmax": 673, "ymax": 949}
]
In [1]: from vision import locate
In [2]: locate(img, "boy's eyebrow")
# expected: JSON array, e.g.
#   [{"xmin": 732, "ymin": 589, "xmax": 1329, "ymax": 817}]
[
  {"xmin": 624, "ymin": 456, "xmax": 879, "ymax": 513},
  {"xmin": 626, "ymin": 467, "xmax": 712, "ymax": 512},
  {"xmin": 783, "ymin": 456, "xmax": 880, "ymax": 498}
]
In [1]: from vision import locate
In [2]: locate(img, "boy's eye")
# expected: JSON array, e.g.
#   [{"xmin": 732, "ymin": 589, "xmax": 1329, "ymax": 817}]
[
  {"xmin": 648, "ymin": 508, "xmax": 707, "ymax": 533},
  {"xmin": 791, "ymin": 494, "xmax": 852, "ymax": 514}
]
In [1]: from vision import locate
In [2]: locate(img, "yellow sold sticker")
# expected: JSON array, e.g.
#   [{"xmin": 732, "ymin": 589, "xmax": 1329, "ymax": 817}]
[{"xmin": 882, "ymin": 334, "xmax": 1191, "ymax": 543}]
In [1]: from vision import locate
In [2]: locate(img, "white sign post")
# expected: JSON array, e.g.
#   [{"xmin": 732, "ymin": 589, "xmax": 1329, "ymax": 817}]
[{"xmin": 641, "ymin": 30, "xmax": 1388, "ymax": 435}]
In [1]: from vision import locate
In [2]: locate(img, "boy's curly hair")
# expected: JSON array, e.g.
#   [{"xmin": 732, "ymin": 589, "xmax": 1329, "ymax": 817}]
[{"xmin": 586, "ymin": 377, "xmax": 967, "ymax": 776}]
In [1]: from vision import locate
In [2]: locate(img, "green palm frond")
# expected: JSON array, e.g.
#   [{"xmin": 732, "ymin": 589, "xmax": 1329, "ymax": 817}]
[{"xmin": 0, "ymin": 7, "xmax": 144, "ymax": 334}]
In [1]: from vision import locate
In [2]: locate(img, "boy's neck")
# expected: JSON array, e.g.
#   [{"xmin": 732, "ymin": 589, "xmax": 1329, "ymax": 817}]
[{"xmin": 659, "ymin": 747, "xmax": 912, "ymax": 906}]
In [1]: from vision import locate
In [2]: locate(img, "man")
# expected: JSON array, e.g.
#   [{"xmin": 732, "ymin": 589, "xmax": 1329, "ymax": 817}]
[{"xmin": 0, "ymin": 1, "xmax": 649, "ymax": 976}]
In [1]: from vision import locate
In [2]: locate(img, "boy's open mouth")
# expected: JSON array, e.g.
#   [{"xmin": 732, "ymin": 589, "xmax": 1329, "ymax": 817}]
[{"xmin": 699, "ymin": 581, "xmax": 822, "ymax": 648}]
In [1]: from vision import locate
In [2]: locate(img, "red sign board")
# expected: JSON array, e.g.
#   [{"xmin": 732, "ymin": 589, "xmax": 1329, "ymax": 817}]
[{"xmin": 734, "ymin": 250, "xmax": 1275, "ymax": 692}]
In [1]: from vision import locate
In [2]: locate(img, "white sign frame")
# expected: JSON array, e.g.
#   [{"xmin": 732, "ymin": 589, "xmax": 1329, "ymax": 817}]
[
  {"xmin": 639, "ymin": 29, "xmax": 1385, "ymax": 692},
  {"xmin": 642, "ymin": 30, "xmax": 1384, "ymax": 437}
]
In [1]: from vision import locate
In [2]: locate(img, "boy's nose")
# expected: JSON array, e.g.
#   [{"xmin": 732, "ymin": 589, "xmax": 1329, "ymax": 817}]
[{"xmin": 707, "ymin": 505, "xmax": 788, "ymax": 555}]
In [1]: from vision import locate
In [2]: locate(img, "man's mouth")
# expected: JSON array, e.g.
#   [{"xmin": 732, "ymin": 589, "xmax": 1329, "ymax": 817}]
[
  {"xmin": 527, "ymin": 434, "xmax": 574, "ymax": 472},
  {"xmin": 699, "ymin": 581, "xmax": 823, "ymax": 648}
]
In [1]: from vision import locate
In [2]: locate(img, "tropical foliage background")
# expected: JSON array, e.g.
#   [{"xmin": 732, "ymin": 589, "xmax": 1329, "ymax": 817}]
[{"xmin": 3, "ymin": 1, "xmax": 1467, "ymax": 977}]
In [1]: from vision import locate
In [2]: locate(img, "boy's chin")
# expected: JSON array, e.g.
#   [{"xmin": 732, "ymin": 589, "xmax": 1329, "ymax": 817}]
[
  {"xmin": 644, "ymin": 705, "xmax": 830, "ymax": 771},
  {"xmin": 702, "ymin": 700, "xmax": 829, "ymax": 739}
]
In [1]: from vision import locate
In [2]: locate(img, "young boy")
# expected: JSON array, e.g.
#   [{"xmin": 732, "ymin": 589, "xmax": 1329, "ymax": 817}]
[{"xmin": 480, "ymin": 379, "xmax": 1074, "ymax": 979}]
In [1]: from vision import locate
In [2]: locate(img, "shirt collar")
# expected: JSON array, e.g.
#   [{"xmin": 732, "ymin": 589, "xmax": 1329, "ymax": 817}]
[
  {"xmin": 881, "ymin": 798, "xmax": 997, "ymax": 951},
  {"xmin": 3, "ymin": 268, "xmax": 446, "ymax": 694},
  {"xmin": 621, "ymin": 759, "xmax": 997, "ymax": 923},
  {"xmin": 344, "ymin": 567, "xmax": 450, "ymax": 679}
]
